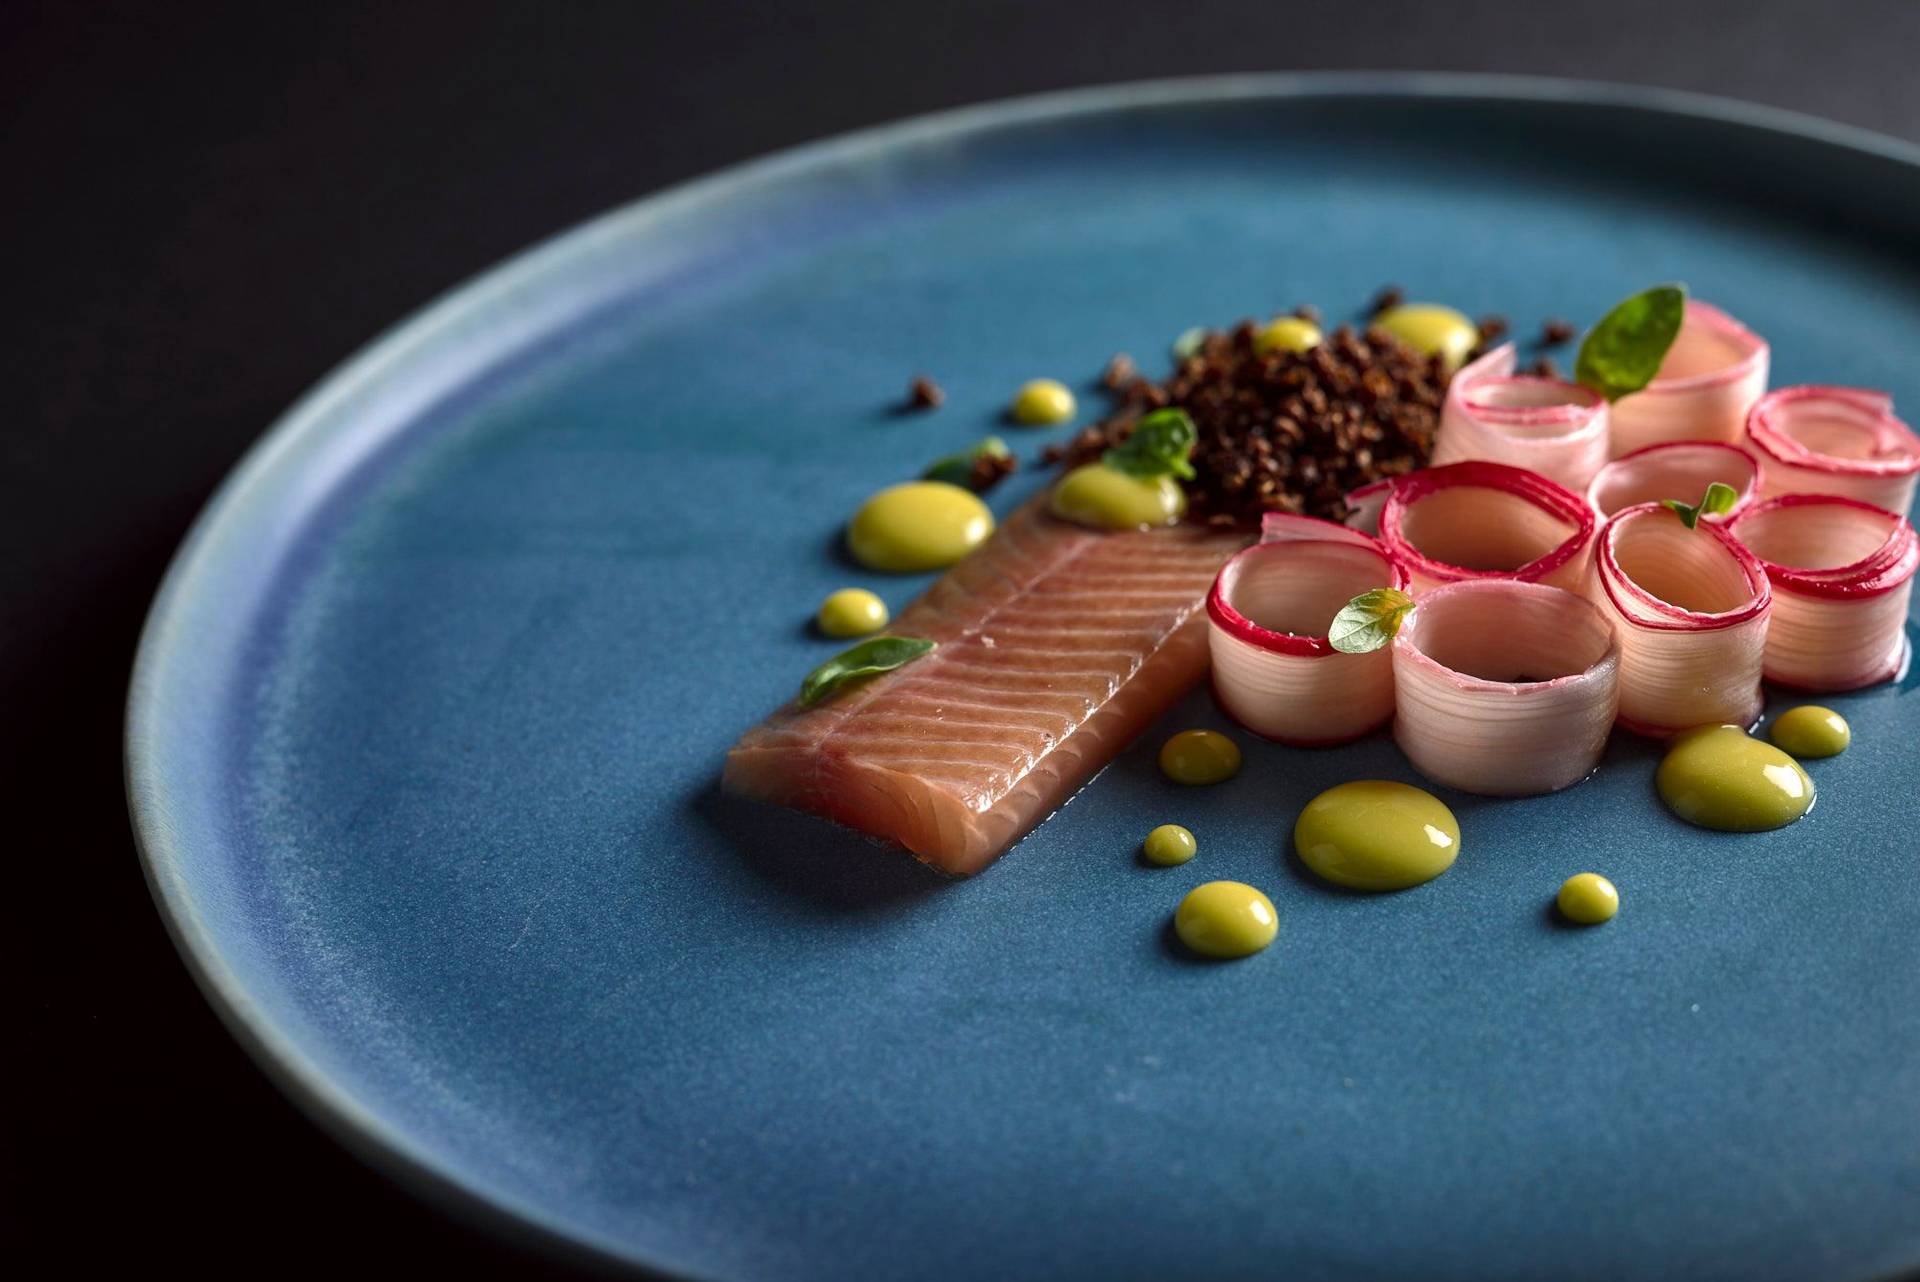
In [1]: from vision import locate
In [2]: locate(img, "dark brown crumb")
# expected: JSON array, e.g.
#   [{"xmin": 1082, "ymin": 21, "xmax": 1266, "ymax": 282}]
[
  {"xmin": 1369, "ymin": 285, "xmax": 1404, "ymax": 316},
  {"xmin": 1062, "ymin": 319, "xmax": 1447, "ymax": 526},
  {"xmin": 1541, "ymin": 318, "xmax": 1575, "ymax": 346},
  {"xmin": 1101, "ymin": 353, "xmax": 1137, "ymax": 390},
  {"xmin": 1525, "ymin": 356, "xmax": 1561, "ymax": 379},
  {"xmin": 1476, "ymin": 314, "xmax": 1509, "ymax": 343},
  {"xmin": 1293, "ymin": 303, "xmax": 1321, "ymax": 324},
  {"xmin": 968, "ymin": 449, "xmax": 1017, "ymax": 492},
  {"xmin": 906, "ymin": 375, "xmax": 944, "ymax": 410},
  {"xmin": 1040, "ymin": 442, "xmax": 1068, "ymax": 464}
]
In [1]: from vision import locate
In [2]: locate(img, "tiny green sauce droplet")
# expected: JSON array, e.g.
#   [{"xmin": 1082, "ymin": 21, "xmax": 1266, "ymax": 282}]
[
  {"xmin": 1142, "ymin": 824, "xmax": 1197, "ymax": 866},
  {"xmin": 815, "ymin": 588, "xmax": 888, "ymax": 638},
  {"xmin": 1174, "ymin": 881, "xmax": 1278, "ymax": 958},
  {"xmin": 1293, "ymin": 780, "xmax": 1459, "ymax": 891},
  {"xmin": 1655, "ymin": 724, "xmax": 1814, "ymax": 832},
  {"xmin": 1010, "ymin": 378, "xmax": 1076, "ymax": 425},
  {"xmin": 1556, "ymin": 873, "xmax": 1619, "ymax": 925},
  {"xmin": 1158, "ymin": 730, "xmax": 1242, "ymax": 785},
  {"xmin": 1768, "ymin": 705, "xmax": 1850, "ymax": 759}
]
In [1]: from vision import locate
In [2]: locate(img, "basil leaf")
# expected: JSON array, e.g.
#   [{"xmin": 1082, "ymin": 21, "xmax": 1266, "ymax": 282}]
[
  {"xmin": 1171, "ymin": 326, "xmax": 1208, "ymax": 361},
  {"xmin": 798, "ymin": 636, "xmax": 936, "ymax": 707},
  {"xmin": 1699, "ymin": 480, "xmax": 1739, "ymax": 520},
  {"xmin": 1659, "ymin": 498, "xmax": 1695, "ymax": 527},
  {"xmin": 1574, "ymin": 284, "xmax": 1687, "ymax": 402},
  {"xmin": 1102, "ymin": 408, "xmax": 1198, "ymax": 481},
  {"xmin": 1327, "ymin": 587, "xmax": 1416, "ymax": 654},
  {"xmin": 923, "ymin": 436, "xmax": 1011, "ymax": 489},
  {"xmin": 1661, "ymin": 480, "xmax": 1739, "ymax": 530}
]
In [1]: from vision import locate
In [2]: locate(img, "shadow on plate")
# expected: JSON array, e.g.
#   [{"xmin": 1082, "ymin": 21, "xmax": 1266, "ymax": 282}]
[
  {"xmin": 1538, "ymin": 898, "xmax": 1589, "ymax": 934},
  {"xmin": 821, "ymin": 526, "xmax": 864, "ymax": 573},
  {"xmin": 686, "ymin": 780, "xmax": 946, "ymax": 913}
]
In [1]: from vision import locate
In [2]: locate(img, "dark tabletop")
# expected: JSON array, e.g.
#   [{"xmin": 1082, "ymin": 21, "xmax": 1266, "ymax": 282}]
[{"xmin": 8, "ymin": 1, "xmax": 1918, "ymax": 1273}]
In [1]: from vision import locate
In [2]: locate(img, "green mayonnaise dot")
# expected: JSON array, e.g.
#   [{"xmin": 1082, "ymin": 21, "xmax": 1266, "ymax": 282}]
[
  {"xmin": 846, "ymin": 481, "xmax": 995, "ymax": 572},
  {"xmin": 1174, "ymin": 881, "xmax": 1278, "ymax": 958},
  {"xmin": 1010, "ymin": 378, "xmax": 1076, "ymax": 426},
  {"xmin": 1050, "ymin": 462, "xmax": 1187, "ymax": 530},
  {"xmin": 1143, "ymin": 824, "xmax": 1197, "ymax": 866},
  {"xmin": 1768, "ymin": 705, "xmax": 1851, "ymax": 759},
  {"xmin": 1293, "ymin": 780, "xmax": 1459, "ymax": 892},
  {"xmin": 1556, "ymin": 873, "xmax": 1620, "ymax": 925},
  {"xmin": 1159, "ymin": 730, "xmax": 1242, "ymax": 785},
  {"xmin": 1656, "ymin": 724, "xmax": 1814, "ymax": 832},
  {"xmin": 816, "ymin": 588, "xmax": 889, "ymax": 638},
  {"xmin": 1254, "ymin": 316, "xmax": 1323, "ymax": 355},
  {"xmin": 1373, "ymin": 303, "xmax": 1479, "ymax": 372}
]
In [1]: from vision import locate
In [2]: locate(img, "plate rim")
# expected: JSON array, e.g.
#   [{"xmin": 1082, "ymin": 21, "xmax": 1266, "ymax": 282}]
[{"xmin": 122, "ymin": 71, "xmax": 1920, "ymax": 1277}]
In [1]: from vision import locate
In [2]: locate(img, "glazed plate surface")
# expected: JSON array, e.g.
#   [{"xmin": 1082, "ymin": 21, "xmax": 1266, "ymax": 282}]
[{"xmin": 130, "ymin": 76, "xmax": 1920, "ymax": 1281}]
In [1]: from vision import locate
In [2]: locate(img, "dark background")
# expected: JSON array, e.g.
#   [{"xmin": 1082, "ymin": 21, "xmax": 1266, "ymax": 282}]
[{"xmin": 7, "ymin": 1, "xmax": 1918, "ymax": 1274}]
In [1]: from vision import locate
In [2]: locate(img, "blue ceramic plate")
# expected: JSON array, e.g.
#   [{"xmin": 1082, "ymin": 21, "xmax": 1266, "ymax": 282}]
[{"xmin": 130, "ymin": 75, "xmax": 1920, "ymax": 1281}]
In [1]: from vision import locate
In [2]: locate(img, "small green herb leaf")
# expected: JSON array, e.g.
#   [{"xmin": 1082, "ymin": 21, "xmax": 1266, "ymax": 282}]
[
  {"xmin": 1327, "ymin": 587, "xmax": 1416, "ymax": 654},
  {"xmin": 1102, "ymin": 408, "xmax": 1198, "ymax": 481},
  {"xmin": 1171, "ymin": 326, "xmax": 1208, "ymax": 361},
  {"xmin": 1574, "ymin": 284, "xmax": 1687, "ymax": 402},
  {"xmin": 1661, "ymin": 480, "xmax": 1739, "ymax": 530},
  {"xmin": 799, "ymin": 636, "xmax": 936, "ymax": 707},
  {"xmin": 922, "ymin": 436, "xmax": 1012, "ymax": 489}
]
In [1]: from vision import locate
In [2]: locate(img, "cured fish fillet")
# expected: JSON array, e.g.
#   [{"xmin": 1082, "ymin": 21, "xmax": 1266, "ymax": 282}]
[{"xmin": 724, "ymin": 497, "xmax": 1246, "ymax": 875}]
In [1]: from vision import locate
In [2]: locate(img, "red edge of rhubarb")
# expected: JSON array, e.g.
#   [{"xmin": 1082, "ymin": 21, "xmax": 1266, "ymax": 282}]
[
  {"xmin": 1727, "ymin": 493, "xmax": 1920, "ymax": 601},
  {"xmin": 1596, "ymin": 502, "xmax": 1771, "ymax": 632},
  {"xmin": 1379, "ymin": 460, "xmax": 1596, "ymax": 587}
]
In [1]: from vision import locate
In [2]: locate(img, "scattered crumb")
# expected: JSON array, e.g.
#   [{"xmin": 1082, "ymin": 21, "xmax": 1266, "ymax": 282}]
[
  {"xmin": 966, "ymin": 448, "xmax": 1017, "ymax": 493},
  {"xmin": 907, "ymin": 375, "xmax": 944, "ymax": 410}
]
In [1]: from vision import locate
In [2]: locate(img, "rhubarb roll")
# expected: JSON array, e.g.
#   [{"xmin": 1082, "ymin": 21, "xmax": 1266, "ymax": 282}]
[
  {"xmin": 1392, "ymin": 580, "xmax": 1619, "ymax": 796},
  {"xmin": 1362, "ymin": 461, "xmax": 1596, "ymax": 595},
  {"xmin": 1608, "ymin": 301, "xmax": 1768, "ymax": 458},
  {"xmin": 1727, "ymin": 494, "xmax": 1918, "ymax": 691},
  {"xmin": 1207, "ymin": 514, "xmax": 1406, "ymax": 746},
  {"xmin": 1745, "ymin": 386, "xmax": 1920, "ymax": 518},
  {"xmin": 1431, "ymin": 344, "xmax": 1610, "ymax": 492},
  {"xmin": 1586, "ymin": 440, "xmax": 1762, "ymax": 521},
  {"xmin": 1593, "ymin": 502, "xmax": 1772, "ymax": 737}
]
